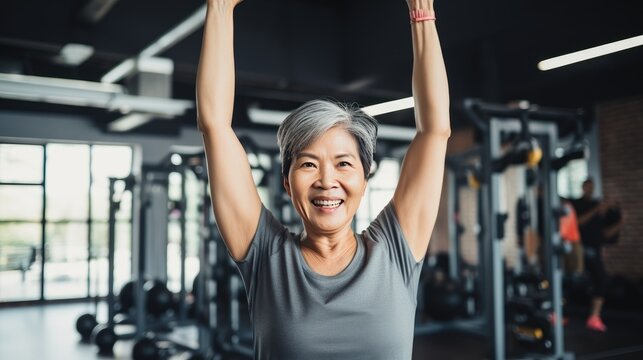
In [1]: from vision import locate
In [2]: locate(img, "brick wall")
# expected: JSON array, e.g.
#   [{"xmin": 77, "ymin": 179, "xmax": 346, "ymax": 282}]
[{"xmin": 596, "ymin": 95, "xmax": 643, "ymax": 279}]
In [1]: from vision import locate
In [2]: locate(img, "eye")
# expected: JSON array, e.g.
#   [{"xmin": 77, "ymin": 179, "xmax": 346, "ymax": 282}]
[
  {"xmin": 301, "ymin": 162, "xmax": 316, "ymax": 168},
  {"xmin": 338, "ymin": 161, "xmax": 351, "ymax": 167}
]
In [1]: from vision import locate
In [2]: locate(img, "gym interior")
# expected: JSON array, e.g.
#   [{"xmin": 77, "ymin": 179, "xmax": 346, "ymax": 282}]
[{"xmin": 1, "ymin": 1, "xmax": 642, "ymax": 359}]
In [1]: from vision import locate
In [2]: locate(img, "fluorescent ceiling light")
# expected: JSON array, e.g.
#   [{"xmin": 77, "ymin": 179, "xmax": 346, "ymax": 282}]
[
  {"xmin": 0, "ymin": 73, "xmax": 121, "ymax": 93},
  {"xmin": 247, "ymin": 96, "xmax": 417, "ymax": 126},
  {"xmin": 55, "ymin": 43, "xmax": 95, "ymax": 66},
  {"xmin": 538, "ymin": 34, "xmax": 643, "ymax": 71},
  {"xmin": 108, "ymin": 94, "xmax": 192, "ymax": 116},
  {"xmin": 81, "ymin": 0, "xmax": 120, "ymax": 23},
  {"xmin": 361, "ymin": 97, "xmax": 414, "ymax": 116},
  {"xmin": 137, "ymin": 57, "xmax": 173, "ymax": 75},
  {"xmin": 247, "ymin": 107, "xmax": 290, "ymax": 125},
  {"xmin": 378, "ymin": 124, "xmax": 416, "ymax": 141},
  {"xmin": 101, "ymin": 58, "xmax": 136, "ymax": 84},
  {"xmin": 247, "ymin": 103, "xmax": 416, "ymax": 141},
  {"xmin": 0, "ymin": 73, "xmax": 121, "ymax": 107},
  {"xmin": 108, "ymin": 113, "xmax": 154, "ymax": 132},
  {"xmin": 101, "ymin": 4, "xmax": 207, "ymax": 83},
  {"xmin": 140, "ymin": 5, "xmax": 207, "ymax": 58},
  {"xmin": 0, "ymin": 73, "xmax": 193, "ymax": 116},
  {"xmin": 103, "ymin": 57, "xmax": 173, "ymax": 85}
]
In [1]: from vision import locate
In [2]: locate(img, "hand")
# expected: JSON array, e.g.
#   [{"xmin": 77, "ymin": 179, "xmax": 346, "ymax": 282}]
[{"xmin": 597, "ymin": 201, "xmax": 611, "ymax": 215}]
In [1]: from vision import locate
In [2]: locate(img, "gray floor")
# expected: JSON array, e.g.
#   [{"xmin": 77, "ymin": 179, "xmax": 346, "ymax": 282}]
[
  {"xmin": 2, "ymin": 302, "xmax": 643, "ymax": 360},
  {"xmin": 0, "ymin": 302, "xmax": 197, "ymax": 360}
]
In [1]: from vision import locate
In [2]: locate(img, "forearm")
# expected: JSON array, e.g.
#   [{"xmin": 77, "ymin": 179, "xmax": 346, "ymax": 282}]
[
  {"xmin": 196, "ymin": 3, "xmax": 236, "ymax": 131},
  {"xmin": 603, "ymin": 221, "xmax": 623, "ymax": 239},
  {"xmin": 407, "ymin": 0, "xmax": 450, "ymax": 135},
  {"xmin": 577, "ymin": 206, "xmax": 599, "ymax": 225}
]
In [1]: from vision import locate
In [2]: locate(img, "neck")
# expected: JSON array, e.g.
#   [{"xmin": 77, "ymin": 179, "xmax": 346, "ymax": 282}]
[{"xmin": 300, "ymin": 227, "xmax": 356, "ymax": 260}]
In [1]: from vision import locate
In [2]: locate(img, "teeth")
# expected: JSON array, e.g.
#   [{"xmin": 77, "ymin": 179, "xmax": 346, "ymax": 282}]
[{"xmin": 312, "ymin": 199, "xmax": 342, "ymax": 207}]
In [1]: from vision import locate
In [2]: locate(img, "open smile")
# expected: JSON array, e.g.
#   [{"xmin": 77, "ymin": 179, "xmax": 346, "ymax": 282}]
[{"xmin": 310, "ymin": 199, "xmax": 344, "ymax": 209}]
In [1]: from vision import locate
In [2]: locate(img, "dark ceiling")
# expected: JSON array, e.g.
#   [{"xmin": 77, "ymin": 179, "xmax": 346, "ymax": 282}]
[{"xmin": 1, "ymin": 0, "xmax": 642, "ymax": 133}]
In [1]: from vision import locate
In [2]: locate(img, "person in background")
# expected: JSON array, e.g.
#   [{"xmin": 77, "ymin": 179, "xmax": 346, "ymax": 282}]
[
  {"xmin": 572, "ymin": 178, "xmax": 610, "ymax": 332},
  {"xmin": 560, "ymin": 198, "xmax": 583, "ymax": 275}
]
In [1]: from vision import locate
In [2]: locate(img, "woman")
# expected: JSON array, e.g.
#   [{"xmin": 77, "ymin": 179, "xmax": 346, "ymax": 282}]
[{"xmin": 196, "ymin": 0, "xmax": 450, "ymax": 358}]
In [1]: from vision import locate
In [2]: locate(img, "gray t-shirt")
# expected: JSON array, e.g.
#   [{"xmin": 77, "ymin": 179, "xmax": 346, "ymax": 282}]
[{"xmin": 233, "ymin": 201, "xmax": 424, "ymax": 360}]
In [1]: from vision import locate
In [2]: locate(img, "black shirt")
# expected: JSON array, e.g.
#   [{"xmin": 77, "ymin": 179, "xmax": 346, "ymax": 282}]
[{"xmin": 572, "ymin": 197, "xmax": 603, "ymax": 249}]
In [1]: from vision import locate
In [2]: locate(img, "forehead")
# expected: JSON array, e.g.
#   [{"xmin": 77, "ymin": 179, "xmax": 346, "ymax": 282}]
[{"xmin": 300, "ymin": 127, "xmax": 359, "ymax": 155}]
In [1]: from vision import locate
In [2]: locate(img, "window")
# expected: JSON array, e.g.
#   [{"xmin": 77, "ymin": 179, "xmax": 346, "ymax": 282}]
[
  {"xmin": 557, "ymin": 159, "xmax": 588, "ymax": 199},
  {"xmin": 0, "ymin": 142, "xmax": 133, "ymax": 303},
  {"xmin": 0, "ymin": 144, "xmax": 43, "ymax": 183},
  {"xmin": 0, "ymin": 144, "xmax": 44, "ymax": 302},
  {"xmin": 356, "ymin": 159, "xmax": 401, "ymax": 232}
]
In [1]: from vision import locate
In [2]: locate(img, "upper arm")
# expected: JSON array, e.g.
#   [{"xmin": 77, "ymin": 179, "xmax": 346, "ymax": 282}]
[
  {"xmin": 392, "ymin": 131, "xmax": 449, "ymax": 262},
  {"xmin": 202, "ymin": 126, "xmax": 263, "ymax": 261}
]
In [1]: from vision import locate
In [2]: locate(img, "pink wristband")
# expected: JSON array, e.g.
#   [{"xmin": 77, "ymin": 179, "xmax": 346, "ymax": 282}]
[{"xmin": 410, "ymin": 9, "xmax": 436, "ymax": 23}]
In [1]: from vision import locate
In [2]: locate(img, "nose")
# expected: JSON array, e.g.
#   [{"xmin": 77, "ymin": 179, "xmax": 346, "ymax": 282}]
[{"xmin": 314, "ymin": 164, "xmax": 338, "ymax": 189}]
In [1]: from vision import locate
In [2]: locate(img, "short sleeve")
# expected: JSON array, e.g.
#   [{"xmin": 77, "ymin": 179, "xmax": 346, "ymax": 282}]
[
  {"xmin": 362, "ymin": 201, "xmax": 424, "ymax": 287},
  {"xmin": 232, "ymin": 204, "xmax": 287, "ymax": 308}
]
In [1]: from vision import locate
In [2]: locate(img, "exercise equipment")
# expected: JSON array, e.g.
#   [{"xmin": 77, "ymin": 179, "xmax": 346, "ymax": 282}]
[
  {"xmin": 85, "ymin": 175, "xmax": 139, "ymax": 354},
  {"xmin": 132, "ymin": 337, "xmax": 160, "ymax": 360},
  {"xmin": 458, "ymin": 98, "xmax": 583, "ymax": 360},
  {"xmin": 75, "ymin": 313, "xmax": 98, "ymax": 342},
  {"xmin": 144, "ymin": 280, "xmax": 174, "ymax": 315},
  {"xmin": 79, "ymin": 170, "xmax": 193, "ymax": 354},
  {"xmin": 75, "ymin": 175, "xmax": 137, "ymax": 349},
  {"xmin": 506, "ymin": 299, "xmax": 552, "ymax": 351},
  {"xmin": 424, "ymin": 277, "xmax": 467, "ymax": 321},
  {"xmin": 129, "ymin": 151, "xmax": 253, "ymax": 359},
  {"xmin": 91, "ymin": 324, "xmax": 118, "ymax": 355},
  {"xmin": 118, "ymin": 280, "xmax": 136, "ymax": 312}
]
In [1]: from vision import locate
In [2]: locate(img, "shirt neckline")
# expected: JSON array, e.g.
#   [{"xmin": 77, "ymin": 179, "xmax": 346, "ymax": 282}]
[{"xmin": 295, "ymin": 232, "xmax": 363, "ymax": 281}]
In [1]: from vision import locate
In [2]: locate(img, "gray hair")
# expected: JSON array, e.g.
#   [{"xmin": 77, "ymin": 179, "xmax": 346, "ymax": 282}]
[{"xmin": 277, "ymin": 99, "xmax": 378, "ymax": 179}]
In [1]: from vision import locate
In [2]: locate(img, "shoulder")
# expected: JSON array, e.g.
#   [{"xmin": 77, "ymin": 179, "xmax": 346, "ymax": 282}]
[
  {"xmin": 253, "ymin": 204, "xmax": 291, "ymax": 255},
  {"xmin": 360, "ymin": 201, "xmax": 406, "ymax": 246}
]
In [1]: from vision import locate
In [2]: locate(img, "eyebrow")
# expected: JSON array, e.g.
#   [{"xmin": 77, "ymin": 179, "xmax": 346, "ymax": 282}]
[{"xmin": 298, "ymin": 152, "xmax": 356, "ymax": 160}]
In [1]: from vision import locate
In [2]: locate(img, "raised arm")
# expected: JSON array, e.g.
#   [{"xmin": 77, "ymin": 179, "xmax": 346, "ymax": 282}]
[
  {"xmin": 392, "ymin": 0, "xmax": 450, "ymax": 262},
  {"xmin": 197, "ymin": 0, "xmax": 262, "ymax": 261}
]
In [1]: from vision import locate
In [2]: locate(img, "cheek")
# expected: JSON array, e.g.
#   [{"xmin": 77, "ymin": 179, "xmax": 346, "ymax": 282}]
[
  {"xmin": 290, "ymin": 175, "xmax": 312, "ymax": 197},
  {"xmin": 344, "ymin": 177, "xmax": 366, "ymax": 196}
]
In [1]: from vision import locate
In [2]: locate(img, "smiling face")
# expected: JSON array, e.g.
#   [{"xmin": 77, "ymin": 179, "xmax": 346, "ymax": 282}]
[{"xmin": 284, "ymin": 126, "xmax": 368, "ymax": 236}]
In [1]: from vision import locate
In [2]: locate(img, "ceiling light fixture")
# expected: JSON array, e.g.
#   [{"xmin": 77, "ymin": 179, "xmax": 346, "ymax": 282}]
[
  {"xmin": 54, "ymin": 43, "xmax": 95, "ymax": 66},
  {"xmin": 247, "ymin": 99, "xmax": 417, "ymax": 141},
  {"xmin": 0, "ymin": 73, "xmax": 193, "ymax": 116},
  {"xmin": 361, "ymin": 96, "xmax": 414, "ymax": 116},
  {"xmin": 108, "ymin": 113, "xmax": 154, "ymax": 132},
  {"xmin": 538, "ymin": 34, "xmax": 643, "ymax": 71}
]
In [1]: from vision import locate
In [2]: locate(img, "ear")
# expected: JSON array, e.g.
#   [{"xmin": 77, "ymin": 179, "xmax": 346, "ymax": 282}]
[{"xmin": 283, "ymin": 177, "xmax": 292, "ymax": 198}]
